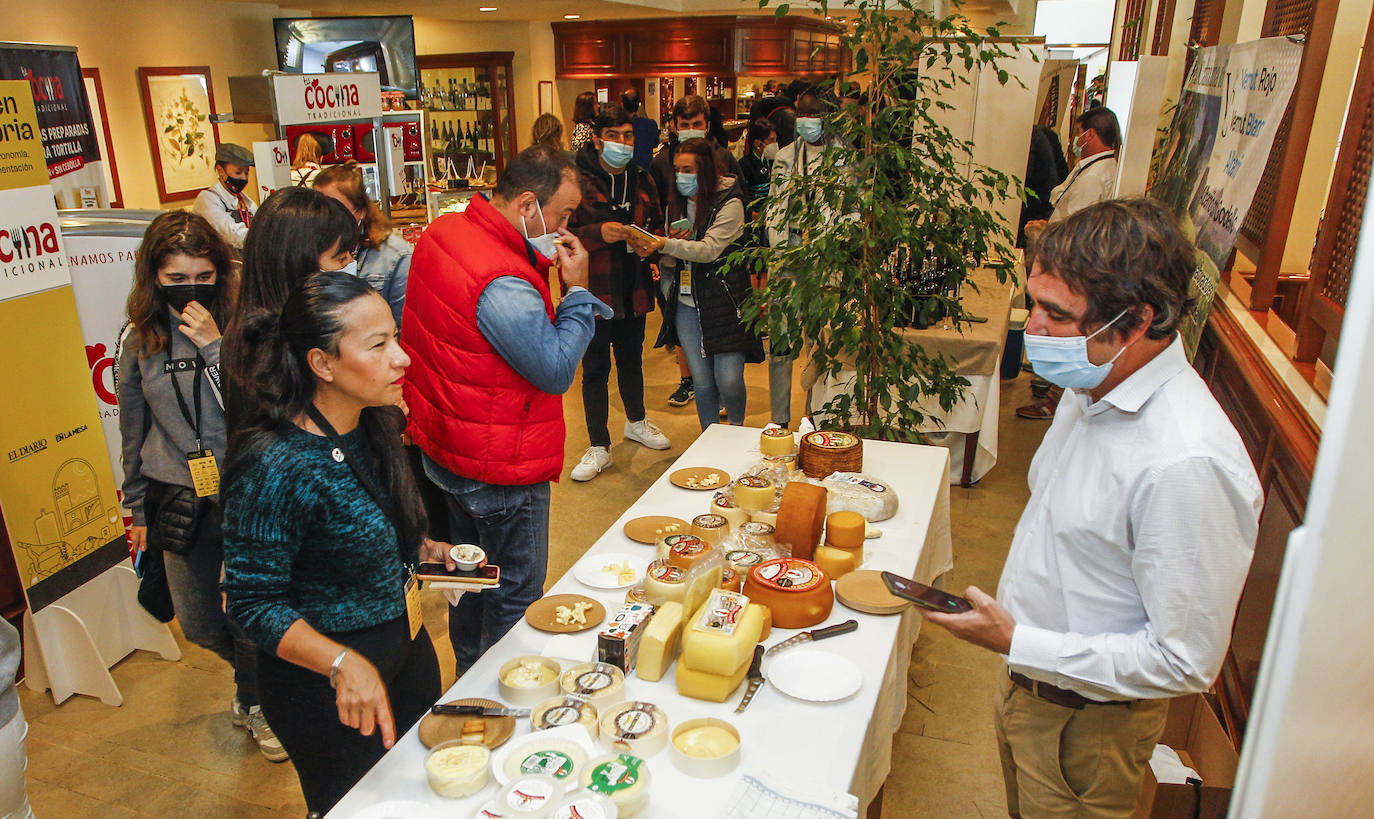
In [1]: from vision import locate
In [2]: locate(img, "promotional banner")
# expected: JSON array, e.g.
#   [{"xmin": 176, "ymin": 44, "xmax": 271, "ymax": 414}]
[
  {"xmin": 252, "ymin": 139, "xmax": 291, "ymax": 199},
  {"xmin": 272, "ymin": 72, "xmax": 382, "ymax": 125},
  {"xmin": 0, "ymin": 80, "xmax": 125, "ymax": 611},
  {"xmin": 1150, "ymin": 37, "xmax": 1302, "ymax": 352},
  {"xmin": 0, "ymin": 44, "xmax": 110, "ymax": 209}
]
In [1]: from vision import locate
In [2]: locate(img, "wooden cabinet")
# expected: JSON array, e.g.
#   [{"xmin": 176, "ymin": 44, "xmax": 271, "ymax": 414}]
[
  {"xmin": 552, "ymin": 16, "xmax": 848, "ymax": 79},
  {"xmin": 417, "ymin": 52, "xmax": 517, "ymax": 176}
]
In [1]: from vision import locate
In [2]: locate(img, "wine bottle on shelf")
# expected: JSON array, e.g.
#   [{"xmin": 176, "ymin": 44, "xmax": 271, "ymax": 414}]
[{"xmin": 430, "ymin": 120, "xmax": 439, "ymax": 143}]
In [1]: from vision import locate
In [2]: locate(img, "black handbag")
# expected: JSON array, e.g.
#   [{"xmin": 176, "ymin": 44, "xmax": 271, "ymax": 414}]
[
  {"xmin": 135, "ymin": 547, "xmax": 175, "ymax": 623},
  {"xmin": 148, "ymin": 483, "xmax": 206, "ymax": 556}
]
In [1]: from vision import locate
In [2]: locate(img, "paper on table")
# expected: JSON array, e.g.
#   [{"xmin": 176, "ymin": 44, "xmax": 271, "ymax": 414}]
[{"xmin": 722, "ymin": 769, "xmax": 859, "ymax": 818}]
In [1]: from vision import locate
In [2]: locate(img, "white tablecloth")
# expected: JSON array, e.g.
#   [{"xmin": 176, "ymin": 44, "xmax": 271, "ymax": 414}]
[{"xmin": 328, "ymin": 425, "xmax": 953, "ymax": 818}]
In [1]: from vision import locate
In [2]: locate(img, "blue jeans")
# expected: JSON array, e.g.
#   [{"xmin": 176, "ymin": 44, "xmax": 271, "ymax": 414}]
[
  {"xmin": 675, "ymin": 300, "xmax": 747, "ymax": 429},
  {"xmin": 423, "ymin": 454, "xmax": 551, "ymax": 674}
]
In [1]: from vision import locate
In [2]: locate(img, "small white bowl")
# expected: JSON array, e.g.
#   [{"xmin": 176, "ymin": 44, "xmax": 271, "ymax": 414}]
[
  {"xmin": 424, "ymin": 739, "xmax": 490, "ymax": 798},
  {"xmin": 669, "ymin": 718, "xmax": 741, "ymax": 778},
  {"xmin": 499, "ymin": 655, "xmax": 562, "ymax": 706},
  {"xmin": 450, "ymin": 543, "xmax": 487, "ymax": 571}
]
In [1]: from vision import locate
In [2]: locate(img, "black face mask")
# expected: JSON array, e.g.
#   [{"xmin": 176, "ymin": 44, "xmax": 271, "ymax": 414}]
[
  {"xmin": 223, "ymin": 175, "xmax": 248, "ymax": 194},
  {"xmin": 161, "ymin": 283, "xmax": 217, "ymax": 314}
]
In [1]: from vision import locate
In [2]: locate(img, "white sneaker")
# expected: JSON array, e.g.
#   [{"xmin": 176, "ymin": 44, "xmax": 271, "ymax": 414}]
[
  {"xmin": 234, "ymin": 699, "xmax": 289, "ymax": 762},
  {"xmin": 624, "ymin": 419, "xmax": 671, "ymax": 451},
  {"xmin": 571, "ymin": 446, "xmax": 612, "ymax": 481}
]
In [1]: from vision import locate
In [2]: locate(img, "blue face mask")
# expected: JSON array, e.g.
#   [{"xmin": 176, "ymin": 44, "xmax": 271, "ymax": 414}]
[
  {"xmin": 1023, "ymin": 309, "xmax": 1129, "ymax": 390},
  {"xmin": 796, "ymin": 117, "xmax": 824, "ymax": 144},
  {"xmin": 677, "ymin": 128, "xmax": 707, "ymax": 143},
  {"xmin": 521, "ymin": 199, "xmax": 560, "ymax": 260},
  {"xmin": 675, "ymin": 172, "xmax": 699, "ymax": 197},
  {"xmin": 600, "ymin": 139, "xmax": 634, "ymax": 169},
  {"xmin": 321, "ymin": 259, "xmax": 358, "ymax": 277}
]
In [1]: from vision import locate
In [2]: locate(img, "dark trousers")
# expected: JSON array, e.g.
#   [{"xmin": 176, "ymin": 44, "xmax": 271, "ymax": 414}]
[
  {"xmin": 256, "ymin": 618, "xmax": 440, "ymax": 815},
  {"xmin": 423, "ymin": 455, "xmax": 551, "ymax": 675},
  {"xmin": 581, "ymin": 315, "xmax": 647, "ymax": 447}
]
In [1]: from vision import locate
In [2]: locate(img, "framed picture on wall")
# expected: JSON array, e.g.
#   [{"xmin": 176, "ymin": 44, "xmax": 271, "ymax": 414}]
[
  {"xmin": 81, "ymin": 67, "xmax": 123, "ymax": 208},
  {"xmin": 539, "ymin": 81, "xmax": 553, "ymax": 115},
  {"xmin": 137, "ymin": 66, "xmax": 220, "ymax": 202}
]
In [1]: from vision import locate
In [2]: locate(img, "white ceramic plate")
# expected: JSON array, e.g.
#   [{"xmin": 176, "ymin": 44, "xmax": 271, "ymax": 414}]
[
  {"xmin": 490, "ymin": 724, "xmax": 599, "ymax": 793},
  {"xmin": 765, "ymin": 648, "xmax": 863, "ymax": 703},
  {"xmin": 347, "ymin": 800, "xmax": 443, "ymax": 819},
  {"xmin": 573, "ymin": 552, "xmax": 643, "ymax": 589}
]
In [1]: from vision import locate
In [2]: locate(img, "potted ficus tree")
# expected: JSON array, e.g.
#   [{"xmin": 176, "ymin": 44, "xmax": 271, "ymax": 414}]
[{"xmin": 730, "ymin": 0, "xmax": 1025, "ymax": 441}]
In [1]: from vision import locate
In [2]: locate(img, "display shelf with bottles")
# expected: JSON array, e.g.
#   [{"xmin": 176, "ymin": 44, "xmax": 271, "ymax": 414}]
[{"xmin": 418, "ymin": 52, "xmax": 516, "ymax": 176}]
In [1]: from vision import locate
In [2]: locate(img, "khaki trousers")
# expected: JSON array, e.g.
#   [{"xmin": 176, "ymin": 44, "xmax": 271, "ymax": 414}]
[{"xmin": 994, "ymin": 672, "xmax": 1169, "ymax": 818}]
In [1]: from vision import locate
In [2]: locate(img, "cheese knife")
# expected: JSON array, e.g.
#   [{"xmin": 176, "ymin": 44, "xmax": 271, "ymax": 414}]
[
  {"xmin": 763, "ymin": 619, "xmax": 859, "ymax": 658},
  {"xmin": 735, "ymin": 644, "xmax": 766, "ymax": 713},
  {"xmin": 430, "ymin": 704, "xmax": 530, "ymax": 718}
]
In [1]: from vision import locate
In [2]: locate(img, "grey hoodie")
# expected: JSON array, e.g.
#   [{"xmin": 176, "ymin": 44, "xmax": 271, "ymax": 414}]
[
  {"xmin": 117, "ymin": 311, "xmax": 226, "ymax": 526},
  {"xmin": 0, "ymin": 616, "xmax": 18, "ymax": 726}
]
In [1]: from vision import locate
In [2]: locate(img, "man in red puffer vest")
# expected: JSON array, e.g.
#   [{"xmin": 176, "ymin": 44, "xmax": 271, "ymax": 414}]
[{"xmin": 403, "ymin": 145, "xmax": 610, "ymax": 673}]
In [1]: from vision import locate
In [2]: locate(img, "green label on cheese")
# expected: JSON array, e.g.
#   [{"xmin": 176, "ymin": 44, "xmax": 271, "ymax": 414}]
[
  {"xmin": 521, "ymin": 750, "xmax": 575, "ymax": 779},
  {"xmin": 587, "ymin": 754, "xmax": 643, "ymax": 794}
]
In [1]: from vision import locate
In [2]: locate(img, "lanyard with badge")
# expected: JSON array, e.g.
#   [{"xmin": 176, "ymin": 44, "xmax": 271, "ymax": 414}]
[
  {"xmin": 165, "ymin": 346, "xmax": 220, "ymax": 498},
  {"xmin": 305, "ymin": 405, "xmax": 424, "ymax": 640},
  {"xmin": 1052, "ymin": 152, "xmax": 1112, "ymax": 210}
]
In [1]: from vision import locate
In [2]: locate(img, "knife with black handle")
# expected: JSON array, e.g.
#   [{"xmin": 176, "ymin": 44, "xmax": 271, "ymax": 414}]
[
  {"xmin": 735, "ymin": 644, "xmax": 766, "ymax": 713},
  {"xmin": 430, "ymin": 704, "xmax": 530, "ymax": 718}
]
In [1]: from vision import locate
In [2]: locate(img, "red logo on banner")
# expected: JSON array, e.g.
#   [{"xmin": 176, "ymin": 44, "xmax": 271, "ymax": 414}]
[
  {"xmin": 22, "ymin": 67, "xmax": 64, "ymax": 102},
  {"xmin": 304, "ymin": 78, "xmax": 361, "ymax": 111},
  {"xmin": 0, "ymin": 221, "xmax": 60, "ymax": 263},
  {"xmin": 85, "ymin": 343, "xmax": 116, "ymax": 406}
]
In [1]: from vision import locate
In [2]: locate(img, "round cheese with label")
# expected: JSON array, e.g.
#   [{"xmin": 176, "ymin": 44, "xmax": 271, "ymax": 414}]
[
  {"xmin": 725, "ymin": 548, "xmax": 768, "ymax": 572},
  {"xmin": 825, "ymin": 511, "xmax": 867, "ymax": 550},
  {"xmin": 733, "ymin": 475, "xmax": 776, "ymax": 511},
  {"xmin": 498, "ymin": 773, "xmax": 561, "ymax": 815},
  {"xmin": 552, "ymin": 793, "xmax": 617, "ymax": 819},
  {"xmin": 710, "ymin": 490, "xmax": 751, "ymax": 529},
  {"xmin": 643, "ymin": 559, "xmax": 687, "ymax": 606},
  {"xmin": 531, "ymin": 696, "xmax": 599, "ymax": 739},
  {"xmin": 662, "ymin": 534, "xmax": 711, "ymax": 571},
  {"xmin": 822, "ymin": 472, "xmax": 899, "ymax": 522},
  {"xmin": 690, "ymin": 514, "xmax": 730, "ymax": 545},
  {"xmin": 738, "ymin": 522, "xmax": 776, "ymax": 552},
  {"xmin": 773, "ymin": 481, "xmax": 828, "ymax": 560},
  {"xmin": 503, "ymin": 738, "xmax": 589, "ymax": 784},
  {"xmin": 760, "ymin": 427, "xmax": 797, "ymax": 456},
  {"xmin": 720, "ymin": 565, "xmax": 742, "ymax": 593},
  {"xmin": 599, "ymin": 702, "xmax": 668, "ymax": 757},
  {"xmin": 743, "ymin": 557, "xmax": 834, "ymax": 629},
  {"xmin": 582, "ymin": 754, "xmax": 650, "ymax": 818},
  {"xmin": 799, "ymin": 430, "xmax": 863, "ymax": 478},
  {"xmin": 559, "ymin": 662, "xmax": 626, "ymax": 707}
]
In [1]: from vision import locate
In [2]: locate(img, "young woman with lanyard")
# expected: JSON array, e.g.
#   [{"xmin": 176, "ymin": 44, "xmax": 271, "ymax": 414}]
[
  {"xmin": 633, "ymin": 138, "xmax": 752, "ymax": 430},
  {"xmin": 116, "ymin": 211, "xmax": 286, "ymax": 762},
  {"xmin": 223, "ymin": 272, "xmax": 454, "ymax": 815}
]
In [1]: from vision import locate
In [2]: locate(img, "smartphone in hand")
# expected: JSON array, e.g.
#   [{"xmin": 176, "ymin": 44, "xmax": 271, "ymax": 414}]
[
  {"xmin": 670, "ymin": 217, "xmax": 692, "ymax": 232},
  {"xmin": 416, "ymin": 563, "xmax": 501, "ymax": 586},
  {"xmin": 881, "ymin": 571, "xmax": 973, "ymax": 613},
  {"xmin": 626, "ymin": 224, "xmax": 658, "ymax": 243}
]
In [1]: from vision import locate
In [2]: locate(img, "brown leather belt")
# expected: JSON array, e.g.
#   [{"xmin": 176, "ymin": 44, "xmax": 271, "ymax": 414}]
[{"xmin": 1008, "ymin": 670, "xmax": 1137, "ymax": 710}]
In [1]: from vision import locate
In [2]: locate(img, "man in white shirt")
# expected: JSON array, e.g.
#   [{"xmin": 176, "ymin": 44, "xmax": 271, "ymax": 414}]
[
  {"xmin": 193, "ymin": 143, "xmax": 258, "ymax": 253},
  {"xmin": 1019, "ymin": 106, "xmax": 1122, "ymax": 421},
  {"xmin": 924, "ymin": 199, "xmax": 1262, "ymax": 818}
]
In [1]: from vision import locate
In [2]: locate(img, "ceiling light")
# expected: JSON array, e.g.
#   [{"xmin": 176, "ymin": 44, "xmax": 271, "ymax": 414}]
[
  {"xmin": 564, "ymin": 13, "xmax": 581, "ymax": 18},
  {"xmin": 479, "ymin": 6, "xmax": 497, "ymax": 11}
]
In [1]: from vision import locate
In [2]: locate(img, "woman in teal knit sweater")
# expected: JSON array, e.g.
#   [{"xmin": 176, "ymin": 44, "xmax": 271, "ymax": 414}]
[{"xmin": 223, "ymin": 272, "xmax": 455, "ymax": 814}]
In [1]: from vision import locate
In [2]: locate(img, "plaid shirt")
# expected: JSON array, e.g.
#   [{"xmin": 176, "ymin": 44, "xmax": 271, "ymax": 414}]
[{"xmin": 569, "ymin": 144, "xmax": 664, "ymax": 319}]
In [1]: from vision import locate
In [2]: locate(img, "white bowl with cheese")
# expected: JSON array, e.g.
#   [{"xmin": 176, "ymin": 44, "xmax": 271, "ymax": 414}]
[
  {"xmin": 669, "ymin": 717, "xmax": 741, "ymax": 778},
  {"xmin": 424, "ymin": 739, "xmax": 491, "ymax": 798},
  {"xmin": 499, "ymin": 655, "xmax": 562, "ymax": 706},
  {"xmin": 450, "ymin": 543, "xmax": 486, "ymax": 571}
]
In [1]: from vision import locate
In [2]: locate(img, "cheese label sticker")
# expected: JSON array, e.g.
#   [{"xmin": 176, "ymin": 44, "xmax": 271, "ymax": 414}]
[
  {"xmin": 539, "ymin": 703, "xmax": 584, "ymax": 728},
  {"xmin": 506, "ymin": 777, "xmax": 557, "ymax": 807},
  {"xmin": 555, "ymin": 799, "xmax": 611, "ymax": 819},
  {"xmin": 753, "ymin": 558, "xmax": 824, "ymax": 591},
  {"xmin": 575, "ymin": 670, "xmax": 614, "ymax": 692},
  {"xmin": 692, "ymin": 514, "xmax": 727, "ymax": 529},
  {"xmin": 695, "ymin": 589, "xmax": 748, "ymax": 635},
  {"xmin": 665, "ymin": 534, "xmax": 707, "ymax": 556},
  {"xmin": 712, "ymin": 491, "xmax": 738, "ymax": 508},
  {"xmin": 613, "ymin": 705, "xmax": 659, "ymax": 738},
  {"xmin": 587, "ymin": 754, "xmax": 643, "ymax": 795},
  {"xmin": 739, "ymin": 522, "xmax": 775, "ymax": 537},
  {"xmin": 521, "ymin": 750, "xmax": 576, "ymax": 779},
  {"xmin": 807, "ymin": 431, "xmax": 859, "ymax": 449},
  {"xmin": 726, "ymin": 549, "xmax": 765, "ymax": 568},
  {"xmin": 737, "ymin": 475, "xmax": 771, "ymax": 488},
  {"xmin": 763, "ymin": 427, "xmax": 791, "ymax": 438},
  {"xmin": 649, "ymin": 562, "xmax": 685, "ymax": 582},
  {"xmin": 834, "ymin": 473, "xmax": 888, "ymax": 493}
]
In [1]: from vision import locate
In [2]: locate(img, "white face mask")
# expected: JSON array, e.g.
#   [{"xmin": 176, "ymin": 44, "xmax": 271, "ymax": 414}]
[
  {"xmin": 761, "ymin": 142, "xmax": 779, "ymax": 161},
  {"xmin": 677, "ymin": 128, "xmax": 707, "ymax": 143},
  {"xmin": 521, "ymin": 198, "xmax": 560, "ymax": 260}
]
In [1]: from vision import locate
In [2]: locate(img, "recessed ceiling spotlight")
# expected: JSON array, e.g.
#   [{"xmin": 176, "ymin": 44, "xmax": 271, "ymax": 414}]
[
  {"xmin": 564, "ymin": 13, "xmax": 581, "ymax": 19},
  {"xmin": 479, "ymin": 6, "xmax": 497, "ymax": 11}
]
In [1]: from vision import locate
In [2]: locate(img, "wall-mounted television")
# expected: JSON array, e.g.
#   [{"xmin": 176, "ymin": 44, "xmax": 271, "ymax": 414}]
[{"xmin": 274, "ymin": 15, "xmax": 419, "ymax": 101}]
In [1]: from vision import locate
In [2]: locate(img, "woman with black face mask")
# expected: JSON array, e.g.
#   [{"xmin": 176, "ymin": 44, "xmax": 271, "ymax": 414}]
[{"xmin": 117, "ymin": 210, "xmax": 287, "ymax": 764}]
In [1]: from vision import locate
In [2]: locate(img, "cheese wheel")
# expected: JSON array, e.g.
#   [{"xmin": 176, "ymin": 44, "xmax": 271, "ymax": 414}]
[
  {"xmin": 531, "ymin": 696, "xmax": 599, "ymax": 738},
  {"xmin": 725, "ymin": 548, "xmax": 768, "ymax": 572},
  {"xmin": 559, "ymin": 662, "xmax": 627, "ymax": 706},
  {"xmin": 743, "ymin": 557, "xmax": 834, "ymax": 629},
  {"xmin": 681, "ymin": 590, "xmax": 763, "ymax": 676},
  {"xmin": 582, "ymin": 753, "xmax": 651, "ymax": 818},
  {"xmin": 798, "ymin": 430, "xmax": 863, "ymax": 479},
  {"xmin": 690, "ymin": 514, "xmax": 730, "ymax": 545},
  {"xmin": 737, "ymin": 522, "xmax": 776, "ymax": 552},
  {"xmin": 498, "ymin": 773, "xmax": 562, "ymax": 815},
  {"xmin": 644, "ymin": 560, "xmax": 687, "ymax": 606},
  {"xmin": 710, "ymin": 491, "xmax": 751, "ymax": 529},
  {"xmin": 720, "ymin": 565, "xmax": 743, "ymax": 593},
  {"xmin": 663, "ymin": 534, "xmax": 711, "ymax": 571},
  {"xmin": 813, "ymin": 544, "xmax": 861, "ymax": 580},
  {"xmin": 822, "ymin": 472, "xmax": 899, "ymax": 522},
  {"xmin": 773, "ymin": 481, "xmax": 828, "ymax": 560},
  {"xmin": 825, "ymin": 511, "xmax": 867, "ymax": 550},
  {"xmin": 733, "ymin": 475, "xmax": 776, "ymax": 511},
  {"xmin": 635, "ymin": 601, "xmax": 683, "ymax": 682},
  {"xmin": 675, "ymin": 652, "xmax": 752, "ymax": 702},
  {"xmin": 760, "ymin": 427, "xmax": 797, "ymax": 456},
  {"xmin": 749, "ymin": 506, "xmax": 779, "ymax": 527},
  {"xmin": 599, "ymin": 702, "xmax": 668, "ymax": 756}
]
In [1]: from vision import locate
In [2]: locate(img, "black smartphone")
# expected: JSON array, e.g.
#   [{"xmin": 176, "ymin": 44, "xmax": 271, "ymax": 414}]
[
  {"xmin": 416, "ymin": 563, "xmax": 500, "ymax": 586},
  {"xmin": 881, "ymin": 571, "xmax": 973, "ymax": 613}
]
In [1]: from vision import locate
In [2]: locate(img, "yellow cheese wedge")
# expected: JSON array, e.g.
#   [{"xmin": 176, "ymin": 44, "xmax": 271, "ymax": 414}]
[
  {"xmin": 636, "ymin": 601, "xmax": 684, "ymax": 682},
  {"xmin": 825, "ymin": 511, "xmax": 867, "ymax": 550},
  {"xmin": 682, "ymin": 562, "xmax": 723, "ymax": 619},
  {"xmin": 675, "ymin": 653, "xmax": 752, "ymax": 702},
  {"xmin": 758, "ymin": 604, "xmax": 772, "ymax": 641},
  {"xmin": 681, "ymin": 592, "xmax": 765, "ymax": 676},
  {"xmin": 813, "ymin": 544, "xmax": 861, "ymax": 580}
]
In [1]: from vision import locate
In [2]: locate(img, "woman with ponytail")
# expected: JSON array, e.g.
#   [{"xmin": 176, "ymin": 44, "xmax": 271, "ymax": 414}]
[
  {"xmin": 223, "ymin": 272, "xmax": 450, "ymax": 813},
  {"xmin": 117, "ymin": 211, "xmax": 286, "ymax": 762}
]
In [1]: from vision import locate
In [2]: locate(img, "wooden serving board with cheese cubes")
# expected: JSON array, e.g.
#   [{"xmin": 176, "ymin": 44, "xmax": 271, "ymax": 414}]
[{"xmin": 523, "ymin": 594, "xmax": 606, "ymax": 633}]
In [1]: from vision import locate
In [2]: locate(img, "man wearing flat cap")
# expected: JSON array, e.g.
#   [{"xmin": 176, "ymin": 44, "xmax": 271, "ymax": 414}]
[{"xmin": 193, "ymin": 143, "xmax": 258, "ymax": 252}]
